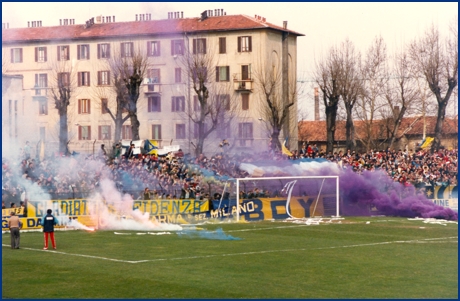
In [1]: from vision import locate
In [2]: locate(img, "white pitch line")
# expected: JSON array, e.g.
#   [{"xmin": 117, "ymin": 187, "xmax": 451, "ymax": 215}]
[
  {"xmin": 1, "ymin": 244, "xmax": 141, "ymax": 263},
  {"xmin": 5, "ymin": 236, "xmax": 457, "ymax": 264}
]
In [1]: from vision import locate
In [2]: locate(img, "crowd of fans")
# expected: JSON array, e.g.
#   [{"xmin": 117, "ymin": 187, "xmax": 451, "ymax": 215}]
[{"xmin": 2, "ymin": 141, "xmax": 458, "ymax": 209}]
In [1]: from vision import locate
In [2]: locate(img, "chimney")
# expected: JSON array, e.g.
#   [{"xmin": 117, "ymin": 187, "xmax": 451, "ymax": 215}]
[
  {"xmin": 136, "ymin": 14, "xmax": 138, "ymax": 21},
  {"xmin": 201, "ymin": 10, "xmax": 208, "ymax": 21},
  {"xmin": 283, "ymin": 21, "xmax": 287, "ymax": 29},
  {"xmin": 221, "ymin": 9, "xmax": 223, "ymax": 16},
  {"xmin": 113, "ymin": 16, "xmax": 115, "ymax": 22},
  {"xmin": 314, "ymin": 87, "xmax": 320, "ymax": 121},
  {"xmin": 28, "ymin": 21, "xmax": 30, "ymax": 27},
  {"xmin": 181, "ymin": 12, "xmax": 183, "ymax": 18}
]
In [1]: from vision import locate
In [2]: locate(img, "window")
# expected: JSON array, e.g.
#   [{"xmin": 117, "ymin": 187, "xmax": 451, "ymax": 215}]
[
  {"xmin": 171, "ymin": 39, "xmax": 184, "ymax": 56},
  {"xmin": 219, "ymin": 37, "xmax": 226, "ymax": 54},
  {"xmin": 193, "ymin": 123, "xmax": 208, "ymax": 139},
  {"xmin": 238, "ymin": 36, "xmax": 252, "ymax": 52},
  {"xmin": 147, "ymin": 41, "xmax": 161, "ymax": 57},
  {"xmin": 97, "ymin": 71, "xmax": 110, "ymax": 85},
  {"xmin": 78, "ymin": 126, "xmax": 91, "ymax": 140},
  {"xmin": 58, "ymin": 72, "xmax": 70, "ymax": 88},
  {"xmin": 217, "ymin": 94, "xmax": 230, "ymax": 111},
  {"xmin": 78, "ymin": 99, "xmax": 91, "ymax": 114},
  {"xmin": 241, "ymin": 65, "xmax": 251, "ymax": 80},
  {"xmin": 35, "ymin": 47, "xmax": 47, "ymax": 62},
  {"xmin": 216, "ymin": 66, "xmax": 230, "ymax": 82},
  {"xmin": 39, "ymin": 99, "xmax": 48, "ymax": 115},
  {"xmin": 193, "ymin": 38, "xmax": 206, "ymax": 54},
  {"xmin": 57, "ymin": 45, "xmax": 69, "ymax": 60},
  {"xmin": 77, "ymin": 44, "xmax": 90, "ymax": 60},
  {"xmin": 122, "ymin": 125, "xmax": 132, "ymax": 140},
  {"xmin": 148, "ymin": 96, "xmax": 161, "ymax": 112},
  {"xmin": 152, "ymin": 124, "xmax": 162, "ymax": 140},
  {"xmin": 10, "ymin": 48, "xmax": 23, "ymax": 63},
  {"xmin": 171, "ymin": 96, "xmax": 185, "ymax": 112},
  {"xmin": 147, "ymin": 69, "xmax": 161, "ymax": 83},
  {"xmin": 217, "ymin": 122, "xmax": 231, "ymax": 139},
  {"xmin": 101, "ymin": 98, "xmax": 109, "ymax": 114},
  {"xmin": 78, "ymin": 72, "xmax": 90, "ymax": 86},
  {"xmin": 175, "ymin": 68, "xmax": 182, "ymax": 83},
  {"xmin": 176, "ymin": 124, "xmax": 186, "ymax": 139},
  {"xmin": 193, "ymin": 95, "xmax": 201, "ymax": 112},
  {"xmin": 242, "ymin": 93, "xmax": 250, "ymax": 110},
  {"xmin": 238, "ymin": 123, "xmax": 253, "ymax": 146},
  {"xmin": 34, "ymin": 73, "xmax": 48, "ymax": 96},
  {"xmin": 121, "ymin": 42, "xmax": 133, "ymax": 58},
  {"xmin": 98, "ymin": 125, "xmax": 111, "ymax": 140},
  {"xmin": 97, "ymin": 43, "xmax": 110, "ymax": 59}
]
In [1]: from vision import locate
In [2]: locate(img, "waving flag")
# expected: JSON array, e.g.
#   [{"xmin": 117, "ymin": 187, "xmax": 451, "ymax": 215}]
[
  {"xmin": 144, "ymin": 140, "xmax": 159, "ymax": 155},
  {"xmin": 420, "ymin": 137, "xmax": 434, "ymax": 150},
  {"xmin": 282, "ymin": 138, "xmax": 293, "ymax": 157}
]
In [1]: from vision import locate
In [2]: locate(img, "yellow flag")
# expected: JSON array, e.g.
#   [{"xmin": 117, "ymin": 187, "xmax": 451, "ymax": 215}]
[
  {"xmin": 282, "ymin": 139, "xmax": 293, "ymax": 157},
  {"xmin": 420, "ymin": 137, "xmax": 434, "ymax": 150}
]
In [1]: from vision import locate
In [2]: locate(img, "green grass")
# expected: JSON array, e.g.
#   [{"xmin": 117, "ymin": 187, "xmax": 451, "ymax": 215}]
[{"xmin": 2, "ymin": 217, "xmax": 458, "ymax": 299}]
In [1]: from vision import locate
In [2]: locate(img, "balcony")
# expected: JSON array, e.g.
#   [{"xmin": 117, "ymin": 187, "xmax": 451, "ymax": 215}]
[
  {"xmin": 233, "ymin": 74, "xmax": 253, "ymax": 92},
  {"xmin": 143, "ymin": 83, "xmax": 162, "ymax": 94}
]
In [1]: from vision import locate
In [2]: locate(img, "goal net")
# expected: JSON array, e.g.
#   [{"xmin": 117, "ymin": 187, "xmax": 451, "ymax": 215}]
[{"xmin": 235, "ymin": 176, "xmax": 340, "ymax": 222}]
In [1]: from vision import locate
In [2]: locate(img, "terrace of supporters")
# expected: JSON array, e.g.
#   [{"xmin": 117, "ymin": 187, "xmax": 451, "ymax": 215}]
[{"xmin": 2, "ymin": 143, "xmax": 458, "ymax": 209}]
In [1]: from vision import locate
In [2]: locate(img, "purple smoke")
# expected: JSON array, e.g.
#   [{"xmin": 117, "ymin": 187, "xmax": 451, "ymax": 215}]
[{"xmin": 238, "ymin": 160, "xmax": 458, "ymax": 221}]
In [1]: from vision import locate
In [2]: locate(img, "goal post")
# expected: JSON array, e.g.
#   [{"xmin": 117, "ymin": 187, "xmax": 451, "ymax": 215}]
[{"xmin": 236, "ymin": 176, "xmax": 340, "ymax": 222}]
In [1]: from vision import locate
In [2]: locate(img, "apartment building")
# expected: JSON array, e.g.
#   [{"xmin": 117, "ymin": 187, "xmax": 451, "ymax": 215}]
[{"xmin": 2, "ymin": 9, "xmax": 304, "ymax": 156}]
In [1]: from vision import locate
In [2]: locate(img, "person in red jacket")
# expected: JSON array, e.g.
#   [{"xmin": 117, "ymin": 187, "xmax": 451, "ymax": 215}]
[{"xmin": 41, "ymin": 209, "xmax": 59, "ymax": 250}]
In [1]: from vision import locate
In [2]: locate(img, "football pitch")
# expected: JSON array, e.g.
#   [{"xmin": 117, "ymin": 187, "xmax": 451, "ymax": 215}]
[{"xmin": 2, "ymin": 217, "xmax": 458, "ymax": 299}]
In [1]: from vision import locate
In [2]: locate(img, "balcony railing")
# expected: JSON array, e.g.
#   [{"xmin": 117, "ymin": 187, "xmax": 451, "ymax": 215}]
[
  {"xmin": 143, "ymin": 84, "xmax": 162, "ymax": 93},
  {"xmin": 233, "ymin": 74, "xmax": 253, "ymax": 91}
]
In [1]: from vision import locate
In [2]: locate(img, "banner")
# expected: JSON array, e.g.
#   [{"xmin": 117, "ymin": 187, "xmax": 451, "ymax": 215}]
[
  {"xmin": 2, "ymin": 199, "xmax": 209, "ymax": 230},
  {"xmin": 211, "ymin": 196, "xmax": 326, "ymax": 221},
  {"xmin": 2, "ymin": 207, "xmax": 24, "ymax": 217},
  {"xmin": 424, "ymin": 185, "xmax": 458, "ymax": 211}
]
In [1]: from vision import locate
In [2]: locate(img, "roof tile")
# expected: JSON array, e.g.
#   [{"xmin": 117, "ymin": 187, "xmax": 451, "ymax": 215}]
[{"xmin": 2, "ymin": 15, "xmax": 304, "ymax": 44}]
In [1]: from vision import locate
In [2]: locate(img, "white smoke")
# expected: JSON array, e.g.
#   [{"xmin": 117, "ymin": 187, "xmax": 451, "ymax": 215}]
[{"xmin": 87, "ymin": 178, "xmax": 182, "ymax": 231}]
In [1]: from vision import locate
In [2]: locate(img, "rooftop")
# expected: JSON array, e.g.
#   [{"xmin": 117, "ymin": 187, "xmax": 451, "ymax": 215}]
[
  {"xmin": 299, "ymin": 116, "xmax": 459, "ymax": 142},
  {"xmin": 2, "ymin": 14, "xmax": 304, "ymax": 44}
]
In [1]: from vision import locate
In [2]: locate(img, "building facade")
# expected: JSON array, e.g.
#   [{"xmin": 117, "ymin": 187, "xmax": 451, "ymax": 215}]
[{"xmin": 2, "ymin": 10, "xmax": 303, "ymax": 156}]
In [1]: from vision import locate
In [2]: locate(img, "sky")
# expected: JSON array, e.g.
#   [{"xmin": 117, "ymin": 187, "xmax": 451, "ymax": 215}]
[{"xmin": 2, "ymin": 1, "xmax": 458, "ymax": 119}]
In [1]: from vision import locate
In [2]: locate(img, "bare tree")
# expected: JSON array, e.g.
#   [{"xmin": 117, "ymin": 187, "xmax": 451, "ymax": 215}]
[
  {"xmin": 180, "ymin": 36, "xmax": 239, "ymax": 157},
  {"xmin": 253, "ymin": 61, "xmax": 297, "ymax": 152},
  {"xmin": 409, "ymin": 22, "xmax": 458, "ymax": 151},
  {"xmin": 381, "ymin": 48, "xmax": 420, "ymax": 149},
  {"xmin": 313, "ymin": 45, "xmax": 343, "ymax": 154},
  {"xmin": 110, "ymin": 43, "xmax": 149, "ymax": 141},
  {"xmin": 48, "ymin": 59, "xmax": 77, "ymax": 155},
  {"xmin": 354, "ymin": 36, "xmax": 388, "ymax": 151},
  {"xmin": 337, "ymin": 39, "xmax": 363, "ymax": 151}
]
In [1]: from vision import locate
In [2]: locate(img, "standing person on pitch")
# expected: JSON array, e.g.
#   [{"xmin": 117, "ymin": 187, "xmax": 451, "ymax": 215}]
[
  {"xmin": 8, "ymin": 211, "xmax": 22, "ymax": 249},
  {"xmin": 41, "ymin": 209, "xmax": 59, "ymax": 250}
]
